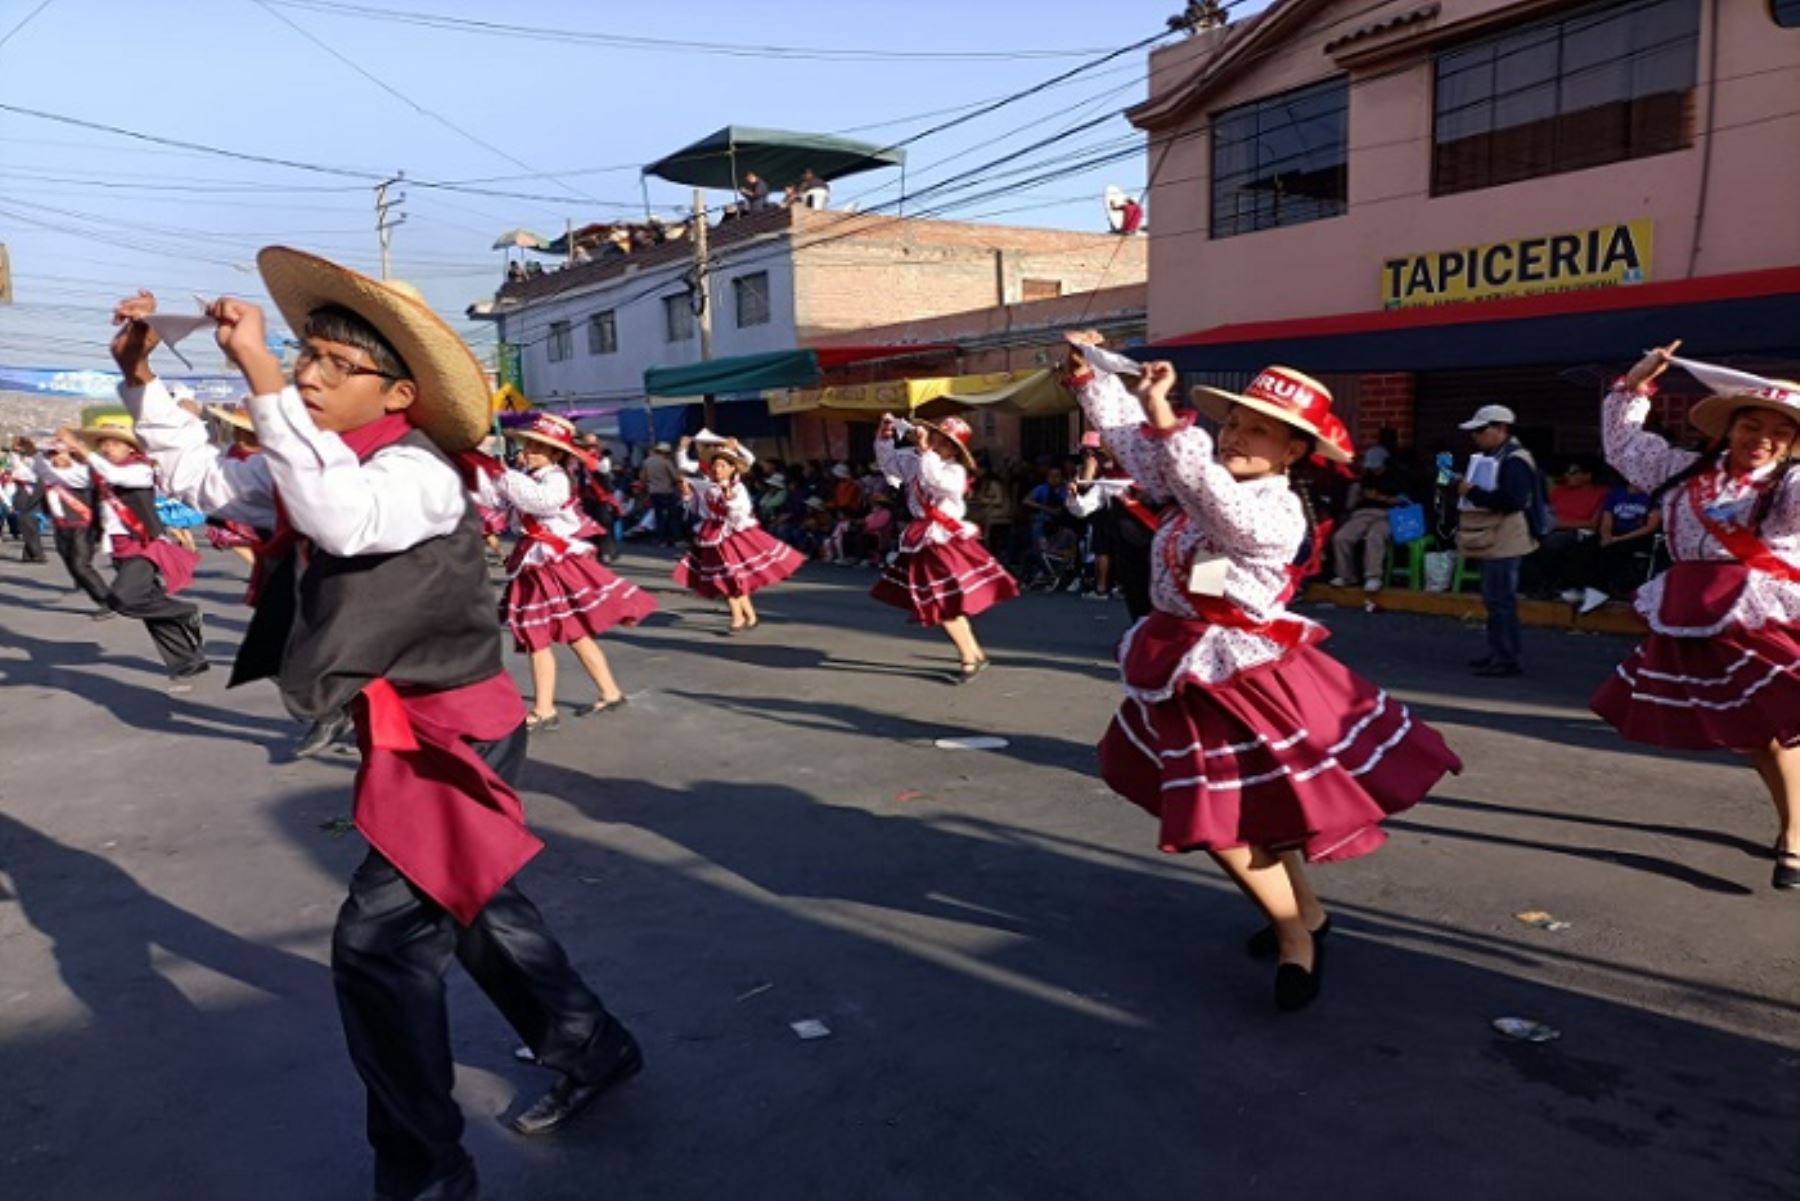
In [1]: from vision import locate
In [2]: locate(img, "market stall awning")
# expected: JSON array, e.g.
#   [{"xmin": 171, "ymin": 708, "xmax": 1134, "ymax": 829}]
[
  {"xmin": 770, "ymin": 368, "xmax": 1070, "ymax": 421},
  {"xmin": 642, "ymin": 126, "xmax": 905, "ymax": 189},
  {"xmin": 1137, "ymin": 266, "xmax": 1800, "ymax": 375},
  {"xmin": 645, "ymin": 345, "xmax": 951, "ymax": 402}
]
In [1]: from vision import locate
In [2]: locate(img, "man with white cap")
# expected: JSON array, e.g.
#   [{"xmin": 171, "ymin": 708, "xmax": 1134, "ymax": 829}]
[{"xmin": 1456, "ymin": 403, "xmax": 1544, "ymax": 677}]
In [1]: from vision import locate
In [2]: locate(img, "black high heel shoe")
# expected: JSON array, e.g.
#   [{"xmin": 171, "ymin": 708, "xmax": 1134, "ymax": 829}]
[
  {"xmin": 1274, "ymin": 930, "xmax": 1326, "ymax": 1013},
  {"xmin": 1246, "ymin": 915, "xmax": 1331, "ymax": 960}
]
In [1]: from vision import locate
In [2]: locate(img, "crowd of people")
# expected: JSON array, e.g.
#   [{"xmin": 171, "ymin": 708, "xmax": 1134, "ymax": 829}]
[{"xmin": 3, "ymin": 236, "xmax": 1797, "ymax": 1201}]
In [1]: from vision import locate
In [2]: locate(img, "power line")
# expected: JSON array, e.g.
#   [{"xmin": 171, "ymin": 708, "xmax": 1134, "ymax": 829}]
[
  {"xmin": 0, "ymin": 0, "xmax": 55, "ymax": 51},
  {"xmin": 260, "ymin": 0, "xmax": 1115, "ymax": 62}
]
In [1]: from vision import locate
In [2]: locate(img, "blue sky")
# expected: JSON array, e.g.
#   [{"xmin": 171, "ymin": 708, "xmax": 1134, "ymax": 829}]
[{"xmin": 0, "ymin": 0, "xmax": 1272, "ymax": 374}]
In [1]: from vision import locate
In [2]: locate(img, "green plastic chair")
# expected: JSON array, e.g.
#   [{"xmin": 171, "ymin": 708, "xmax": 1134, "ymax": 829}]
[
  {"xmin": 1385, "ymin": 536, "xmax": 1432, "ymax": 591},
  {"xmin": 1452, "ymin": 552, "xmax": 1482, "ymax": 593}
]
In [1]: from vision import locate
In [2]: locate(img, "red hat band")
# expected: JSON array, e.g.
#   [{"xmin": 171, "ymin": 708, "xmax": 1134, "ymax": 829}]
[{"xmin": 1244, "ymin": 369, "xmax": 1334, "ymax": 430}]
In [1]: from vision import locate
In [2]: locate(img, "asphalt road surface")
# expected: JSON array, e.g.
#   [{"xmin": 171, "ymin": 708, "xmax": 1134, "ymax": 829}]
[{"xmin": 1, "ymin": 546, "xmax": 1795, "ymax": 1201}]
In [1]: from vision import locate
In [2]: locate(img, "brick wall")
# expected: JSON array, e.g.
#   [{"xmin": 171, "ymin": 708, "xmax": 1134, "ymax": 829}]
[{"xmin": 1353, "ymin": 372, "xmax": 1416, "ymax": 449}]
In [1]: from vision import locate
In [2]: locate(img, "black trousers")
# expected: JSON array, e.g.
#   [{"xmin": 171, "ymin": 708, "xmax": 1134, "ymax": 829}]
[
  {"xmin": 54, "ymin": 525, "xmax": 110, "ymax": 605},
  {"xmin": 106, "ymin": 555, "xmax": 206, "ymax": 675},
  {"xmin": 331, "ymin": 726, "xmax": 631, "ymax": 1201},
  {"xmin": 1114, "ymin": 518, "xmax": 1156, "ymax": 623},
  {"xmin": 13, "ymin": 482, "xmax": 46, "ymax": 561}
]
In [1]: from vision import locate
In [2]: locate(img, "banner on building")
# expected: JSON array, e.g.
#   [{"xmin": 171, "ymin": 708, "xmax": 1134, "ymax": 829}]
[
  {"xmin": 769, "ymin": 369, "xmax": 1069, "ymax": 420},
  {"xmin": 0, "ymin": 366, "xmax": 242, "ymax": 400},
  {"xmin": 1381, "ymin": 219, "xmax": 1653, "ymax": 310}
]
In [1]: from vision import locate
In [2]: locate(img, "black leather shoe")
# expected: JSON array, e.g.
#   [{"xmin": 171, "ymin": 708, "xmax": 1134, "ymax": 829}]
[
  {"xmin": 1274, "ymin": 934, "xmax": 1326, "ymax": 1013},
  {"xmin": 510, "ymin": 1034, "xmax": 643, "ymax": 1136},
  {"xmin": 1246, "ymin": 915, "xmax": 1331, "ymax": 960},
  {"xmin": 1774, "ymin": 849, "xmax": 1800, "ymax": 891}
]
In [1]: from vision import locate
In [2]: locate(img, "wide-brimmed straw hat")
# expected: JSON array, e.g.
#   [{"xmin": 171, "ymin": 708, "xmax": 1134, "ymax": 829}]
[
  {"xmin": 693, "ymin": 429, "xmax": 754, "ymax": 470},
  {"xmin": 1190, "ymin": 367, "xmax": 1353, "ymax": 464},
  {"xmin": 1687, "ymin": 380, "xmax": 1800, "ymax": 450},
  {"xmin": 257, "ymin": 246, "xmax": 490, "ymax": 452},
  {"xmin": 504, "ymin": 411, "xmax": 580, "ymax": 456},
  {"xmin": 205, "ymin": 403, "xmax": 255, "ymax": 434},
  {"xmin": 912, "ymin": 415, "xmax": 977, "ymax": 470},
  {"xmin": 74, "ymin": 413, "xmax": 142, "ymax": 451}
]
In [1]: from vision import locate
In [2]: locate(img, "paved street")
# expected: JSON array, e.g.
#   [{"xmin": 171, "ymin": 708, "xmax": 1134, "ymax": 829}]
[{"xmin": 1, "ymin": 547, "xmax": 1795, "ymax": 1201}]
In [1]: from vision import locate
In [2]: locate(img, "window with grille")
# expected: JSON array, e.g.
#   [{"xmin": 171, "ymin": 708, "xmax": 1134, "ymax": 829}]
[
  {"xmin": 587, "ymin": 310, "xmax": 616, "ymax": 355},
  {"xmin": 1432, "ymin": 0, "xmax": 1700, "ymax": 196},
  {"xmin": 547, "ymin": 320, "xmax": 572, "ymax": 363},
  {"xmin": 1210, "ymin": 76, "xmax": 1348, "ymax": 239},
  {"xmin": 663, "ymin": 294, "xmax": 694, "ymax": 343},
  {"xmin": 1021, "ymin": 278, "xmax": 1063, "ymax": 302},
  {"xmin": 733, "ymin": 272, "xmax": 771, "ymax": 328}
]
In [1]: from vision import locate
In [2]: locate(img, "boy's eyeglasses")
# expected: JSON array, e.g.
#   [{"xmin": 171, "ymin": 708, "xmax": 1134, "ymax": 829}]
[{"xmin": 295, "ymin": 345, "xmax": 398, "ymax": 387}]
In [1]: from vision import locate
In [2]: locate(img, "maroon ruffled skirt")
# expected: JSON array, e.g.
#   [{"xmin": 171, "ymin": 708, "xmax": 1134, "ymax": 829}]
[
  {"xmin": 673, "ymin": 527, "xmax": 804, "ymax": 599},
  {"xmin": 1099, "ymin": 615, "xmax": 1461, "ymax": 863},
  {"xmin": 870, "ymin": 536, "xmax": 1018, "ymax": 626},
  {"xmin": 1591, "ymin": 622, "xmax": 1800, "ymax": 752},
  {"xmin": 500, "ymin": 553, "xmax": 656, "ymax": 653}
]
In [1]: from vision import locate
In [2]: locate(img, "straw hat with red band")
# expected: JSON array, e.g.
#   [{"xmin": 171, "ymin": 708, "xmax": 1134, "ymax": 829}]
[
  {"xmin": 1189, "ymin": 367, "xmax": 1353, "ymax": 464},
  {"xmin": 693, "ymin": 429, "xmax": 755, "ymax": 471},
  {"xmin": 1687, "ymin": 380, "xmax": 1800, "ymax": 451},
  {"xmin": 257, "ymin": 245, "xmax": 492, "ymax": 453},
  {"xmin": 504, "ymin": 411, "xmax": 581, "ymax": 457},
  {"xmin": 913, "ymin": 414, "xmax": 977, "ymax": 470}
]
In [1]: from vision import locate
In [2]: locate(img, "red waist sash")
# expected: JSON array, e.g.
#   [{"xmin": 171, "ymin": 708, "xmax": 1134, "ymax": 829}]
[{"xmin": 352, "ymin": 671, "xmax": 536, "ymax": 926}]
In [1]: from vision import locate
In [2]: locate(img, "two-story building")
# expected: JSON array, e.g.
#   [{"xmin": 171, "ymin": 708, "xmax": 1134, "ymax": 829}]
[
  {"xmin": 1129, "ymin": 0, "xmax": 1800, "ymax": 459},
  {"xmin": 479, "ymin": 206, "xmax": 1144, "ymax": 454}
]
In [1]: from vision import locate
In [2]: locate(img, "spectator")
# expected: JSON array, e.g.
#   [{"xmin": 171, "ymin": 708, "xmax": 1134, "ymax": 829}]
[
  {"xmin": 1456, "ymin": 404, "xmax": 1545, "ymax": 678},
  {"xmin": 1329, "ymin": 447, "xmax": 1410, "ymax": 592},
  {"xmin": 1362, "ymin": 426, "xmax": 1399, "ymax": 473},
  {"xmin": 1575, "ymin": 482, "xmax": 1663, "ymax": 612},
  {"xmin": 738, "ymin": 173, "xmax": 770, "ymax": 214},
  {"xmin": 829, "ymin": 462, "xmax": 863, "ymax": 513},
  {"xmin": 639, "ymin": 440, "xmax": 683, "ymax": 546},
  {"xmin": 1022, "ymin": 466, "xmax": 1067, "ymax": 542},
  {"xmin": 1534, "ymin": 458, "xmax": 1610, "ymax": 599},
  {"xmin": 797, "ymin": 169, "xmax": 830, "ymax": 210}
]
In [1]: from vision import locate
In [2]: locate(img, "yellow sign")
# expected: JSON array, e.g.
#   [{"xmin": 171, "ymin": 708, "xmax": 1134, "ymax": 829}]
[
  {"xmin": 769, "ymin": 370, "xmax": 1032, "ymax": 417},
  {"xmin": 490, "ymin": 383, "xmax": 532, "ymax": 414},
  {"xmin": 1381, "ymin": 219, "xmax": 1652, "ymax": 310}
]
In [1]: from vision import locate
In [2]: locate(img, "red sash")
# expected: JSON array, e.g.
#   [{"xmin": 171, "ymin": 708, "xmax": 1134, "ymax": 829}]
[
  {"xmin": 96, "ymin": 479, "xmax": 152, "ymax": 543},
  {"xmin": 505, "ymin": 512, "xmax": 573, "ymax": 574},
  {"xmin": 47, "ymin": 484, "xmax": 92, "ymax": 529},
  {"xmin": 1687, "ymin": 482, "xmax": 1800, "ymax": 583}
]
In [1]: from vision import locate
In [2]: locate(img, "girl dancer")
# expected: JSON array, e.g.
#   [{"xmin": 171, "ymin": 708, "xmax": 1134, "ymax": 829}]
[
  {"xmin": 202, "ymin": 405, "xmax": 263, "ymax": 568},
  {"xmin": 482, "ymin": 412, "xmax": 656, "ymax": 731},
  {"xmin": 869, "ymin": 413, "xmax": 1019, "ymax": 681},
  {"xmin": 59, "ymin": 416, "xmax": 208, "ymax": 689},
  {"xmin": 671, "ymin": 432, "xmax": 803, "ymax": 632},
  {"xmin": 1065, "ymin": 334, "xmax": 1461, "ymax": 1011},
  {"xmin": 1591, "ymin": 343, "xmax": 1800, "ymax": 891}
]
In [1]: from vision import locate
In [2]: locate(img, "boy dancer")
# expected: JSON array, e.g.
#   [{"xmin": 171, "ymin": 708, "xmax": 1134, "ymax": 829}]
[{"xmin": 110, "ymin": 249, "xmax": 641, "ymax": 1201}]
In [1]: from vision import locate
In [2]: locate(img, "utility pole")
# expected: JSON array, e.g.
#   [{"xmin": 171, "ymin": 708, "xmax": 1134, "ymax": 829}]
[
  {"xmin": 691, "ymin": 187, "xmax": 716, "ymax": 428},
  {"xmin": 375, "ymin": 173, "xmax": 407, "ymax": 280}
]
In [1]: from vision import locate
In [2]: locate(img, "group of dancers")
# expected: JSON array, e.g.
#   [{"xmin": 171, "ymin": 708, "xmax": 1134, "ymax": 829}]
[{"xmin": 7, "ymin": 241, "xmax": 1786, "ymax": 1200}]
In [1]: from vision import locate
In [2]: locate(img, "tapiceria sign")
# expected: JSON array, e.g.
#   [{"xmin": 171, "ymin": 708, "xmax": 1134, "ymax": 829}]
[{"xmin": 1381, "ymin": 219, "xmax": 1652, "ymax": 310}]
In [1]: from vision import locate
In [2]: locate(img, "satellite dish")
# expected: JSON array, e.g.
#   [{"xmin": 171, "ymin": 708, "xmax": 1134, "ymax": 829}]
[{"xmin": 1103, "ymin": 185, "xmax": 1128, "ymax": 232}]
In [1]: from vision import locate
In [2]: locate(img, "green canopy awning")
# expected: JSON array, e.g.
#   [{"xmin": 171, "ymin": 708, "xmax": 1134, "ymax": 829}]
[
  {"xmin": 645, "ymin": 350, "xmax": 820, "ymax": 400},
  {"xmin": 642, "ymin": 126, "xmax": 904, "ymax": 190}
]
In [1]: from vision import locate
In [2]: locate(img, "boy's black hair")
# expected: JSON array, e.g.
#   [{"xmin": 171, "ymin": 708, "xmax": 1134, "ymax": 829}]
[{"xmin": 303, "ymin": 304, "xmax": 411, "ymax": 383}]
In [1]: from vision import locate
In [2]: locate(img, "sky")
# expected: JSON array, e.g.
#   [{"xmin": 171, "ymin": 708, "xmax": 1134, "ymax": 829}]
[{"xmin": 0, "ymin": 0, "xmax": 1275, "ymax": 377}]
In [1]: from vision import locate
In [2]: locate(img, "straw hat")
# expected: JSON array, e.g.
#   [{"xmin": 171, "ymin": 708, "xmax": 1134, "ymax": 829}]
[
  {"xmin": 504, "ymin": 411, "xmax": 580, "ymax": 456},
  {"xmin": 257, "ymin": 246, "xmax": 490, "ymax": 452},
  {"xmin": 1686, "ymin": 380, "xmax": 1800, "ymax": 451},
  {"xmin": 74, "ymin": 413, "xmax": 142, "ymax": 451},
  {"xmin": 912, "ymin": 415, "xmax": 977, "ymax": 470},
  {"xmin": 1190, "ymin": 367, "xmax": 1353, "ymax": 464},
  {"xmin": 206, "ymin": 404, "xmax": 254, "ymax": 434},
  {"xmin": 693, "ymin": 429, "xmax": 754, "ymax": 471}
]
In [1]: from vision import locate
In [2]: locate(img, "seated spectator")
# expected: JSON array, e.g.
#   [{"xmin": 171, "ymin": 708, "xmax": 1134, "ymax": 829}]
[
  {"xmin": 1532, "ymin": 459, "xmax": 1609, "ymax": 598},
  {"xmin": 1572, "ymin": 482, "xmax": 1664, "ymax": 612},
  {"xmin": 1022, "ymin": 467, "xmax": 1068, "ymax": 543},
  {"xmin": 1329, "ymin": 452, "xmax": 1410, "ymax": 592},
  {"xmin": 757, "ymin": 471, "xmax": 794, "ymax": 525},
  {"xmin": 829, "ymin": 463, "xmax": 863, "ymax": 513},
  {"xmin": 739, "ymin": 173, "xmax": 770, "ymax": 214},
  {"xmin": 862, "ymin": 497, "xmax": 896, "ymax": 565},
  {"xmin": 506, "ymin": 260, "xmax": 526, "ymax": 283}
]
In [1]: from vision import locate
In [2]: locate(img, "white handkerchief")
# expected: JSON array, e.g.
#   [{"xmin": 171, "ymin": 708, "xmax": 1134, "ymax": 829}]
[
  {"xmin": 1187, "ymin": 554, "xmax": 1230, "ymax": 597},
  {"xmin": 141, "ymin": 302, "xmax": 217, "ymax": 370},
  {"xmin": 1078, "ymin": 344, "xmax": 1144, "ymax": 377}
]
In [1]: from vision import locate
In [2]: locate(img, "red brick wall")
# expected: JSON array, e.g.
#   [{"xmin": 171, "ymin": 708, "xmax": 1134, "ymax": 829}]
[{"xmin": 1354, "ymin": 372, "xmax": 1416, "ymax": 449}]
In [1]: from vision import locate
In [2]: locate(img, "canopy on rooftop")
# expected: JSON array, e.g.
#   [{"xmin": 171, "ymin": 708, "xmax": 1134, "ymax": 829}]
[
  {"xmin": 645, "ymin": 345, "xmax": 950, "ymax": 403},
  {"xmin": 642, "ymin": 126, "xmax": 905, "ymax": 190}
]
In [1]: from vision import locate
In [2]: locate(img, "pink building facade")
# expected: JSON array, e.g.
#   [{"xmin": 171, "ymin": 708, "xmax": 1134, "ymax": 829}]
[{"xmin": 1130, "ymin": 0, "xmax": 1800, "ymax": 458}]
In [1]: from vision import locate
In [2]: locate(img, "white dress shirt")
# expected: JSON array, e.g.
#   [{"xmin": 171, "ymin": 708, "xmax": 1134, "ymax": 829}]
[
  {"xmin": 121, "ymin": 376, "xmax": 465, "ymax": 556},
  {"xmin": 87, "ymin": 455, "xmax": 157, "ymax": 538}
]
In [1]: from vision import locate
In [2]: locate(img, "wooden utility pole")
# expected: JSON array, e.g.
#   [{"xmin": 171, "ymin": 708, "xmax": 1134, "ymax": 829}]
[{"xmin": 692, "ymin": 187, "xmax": 716, "ymax": 428}]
